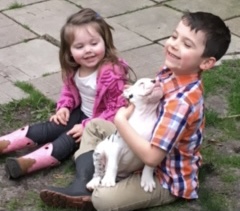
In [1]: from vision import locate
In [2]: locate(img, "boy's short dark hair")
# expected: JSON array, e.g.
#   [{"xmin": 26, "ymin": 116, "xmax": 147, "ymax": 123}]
[{"xmin": 182, "ymin": 11, "xmax": 231, "ymax": 61}]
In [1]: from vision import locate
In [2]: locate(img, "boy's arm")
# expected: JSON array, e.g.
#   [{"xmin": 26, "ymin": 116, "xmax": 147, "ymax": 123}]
[
  {"xmin": 115, "ymin": 99, "xmax": 191, "ymax": 167},
  {"xmin": 114, "ymin": 105, "xmax": 167, "ymax": 167}
]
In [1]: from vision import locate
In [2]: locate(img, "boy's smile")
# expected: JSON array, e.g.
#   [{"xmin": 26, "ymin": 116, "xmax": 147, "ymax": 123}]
[{"xmin": 164, "ymin": 20, "xmax": 208, "ymax": 75}]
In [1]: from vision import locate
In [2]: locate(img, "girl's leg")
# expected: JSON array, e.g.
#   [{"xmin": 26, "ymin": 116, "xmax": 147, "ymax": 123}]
[
  {"xmin": 0, "ymin": 126, "xmax": 35, "ymax": 154},
  {"xmin": 0, "ymin": 107, "xmax": 83, "ymax": 154},
  {"xmin": 92, "ymin": 173, "xmax": 177, "ymax": 211},
  {"xmin": 27, "ymin": 107, "xmax": 85, "ymax": 145},
  {"xmin": 5, "ymin": 133, "xmax": 78, "ymax": 179},
  {"xmin": 5, "ymin": 108, "xmax": 88, "ymax": 178}
]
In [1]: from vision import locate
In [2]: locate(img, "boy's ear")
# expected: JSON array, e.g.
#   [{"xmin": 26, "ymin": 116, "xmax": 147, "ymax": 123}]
[{"xmin": 200, "ymin": 57, "xmax": 216, "ymax": 71}]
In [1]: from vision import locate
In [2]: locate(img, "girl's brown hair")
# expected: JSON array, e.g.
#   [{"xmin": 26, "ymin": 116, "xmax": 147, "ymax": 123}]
[{"xmin": 59, "ymin": 8, "xmax": 123, "ymax": 80}]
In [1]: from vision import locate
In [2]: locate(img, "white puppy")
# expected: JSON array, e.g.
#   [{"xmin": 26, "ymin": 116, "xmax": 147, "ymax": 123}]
[{"xmin": 87, "ymin": 78, "xmax": 163, "ymax": 192}]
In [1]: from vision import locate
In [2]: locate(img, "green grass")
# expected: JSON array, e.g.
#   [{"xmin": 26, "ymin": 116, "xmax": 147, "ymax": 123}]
[
  {"xmin": 205, "ymin": 109, "xmax": 220, "ymax": 127},
  {"xmin": 8, "ymin": 2, "xmax": 23, "ymax": 10},
  {"xmin": 0, "ymin": 60, "xmax": 240, "ymax": 211},
  {"xmin": 16, "ymin": 81, "xmax": 55, "ymax": 121},
  {"xmin": 197, "ymin": 59, "xmax": 240, "ymax": 211},
  {"xmin": 22, "ymin": 24, "xmax": 30, "ymax": 30},
  {"xmin": 198, "ymin": 187, "xmax": 229, "ymax": 211},
  {"xmin": 0, "ymin": 82, "xmax": 78, "ymax": 210}
]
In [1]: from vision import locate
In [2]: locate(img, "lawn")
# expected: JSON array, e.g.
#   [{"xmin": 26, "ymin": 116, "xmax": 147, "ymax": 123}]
[{"xmin": 0, "ymin": 59, "xmax": 240, "ymax": 211}]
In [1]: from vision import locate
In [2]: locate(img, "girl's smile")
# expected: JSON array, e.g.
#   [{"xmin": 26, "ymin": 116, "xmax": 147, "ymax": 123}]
[{"xmin": 70, "ymin": 24, "xmax": 106, "ymax": 75}]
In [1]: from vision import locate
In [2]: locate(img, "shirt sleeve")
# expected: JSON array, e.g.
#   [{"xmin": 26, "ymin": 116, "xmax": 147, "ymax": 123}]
[
  {"xmin": 151, "ymin": 99, "xmax": 191, "ymax": 153},
  {"xmin": 56, "ymin": 81, "xmax": 77, "ymax": 112}
]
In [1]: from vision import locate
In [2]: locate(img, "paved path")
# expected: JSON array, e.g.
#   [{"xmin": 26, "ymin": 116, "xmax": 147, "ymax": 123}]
[{"xmin": 0, "ymin": 0, "xmax": 239, "ymax": 104}]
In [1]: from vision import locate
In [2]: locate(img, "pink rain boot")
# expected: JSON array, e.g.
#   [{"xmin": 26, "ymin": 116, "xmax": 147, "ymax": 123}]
[
  {"xmin": 0, "ymin": 126, "xmax": 36, "ymax": 154},
  {"xmin": 5, "ymin": 143, "xmax": 60, "ymax": 179}
]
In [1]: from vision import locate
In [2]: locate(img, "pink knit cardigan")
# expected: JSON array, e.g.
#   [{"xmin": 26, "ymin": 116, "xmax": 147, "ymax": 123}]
[{"xmin": 56, "ymin": 59, "xmax": 128, "ymax": 127}]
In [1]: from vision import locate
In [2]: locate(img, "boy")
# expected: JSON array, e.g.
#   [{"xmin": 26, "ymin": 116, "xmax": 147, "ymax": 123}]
[{"xmin": 40, "ymin": 11, "xmax": 231, "ymax": 211}]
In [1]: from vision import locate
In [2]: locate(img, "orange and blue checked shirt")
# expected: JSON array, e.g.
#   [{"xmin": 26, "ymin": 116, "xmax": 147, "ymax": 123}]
[{"xmin": 151, "ymin": 66, "xmax": 204, "ymax": 199}]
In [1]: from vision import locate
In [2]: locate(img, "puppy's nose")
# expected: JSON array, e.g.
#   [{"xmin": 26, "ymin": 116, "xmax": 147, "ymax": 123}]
[{"xmin": 151, "ymin": 79, "xmax": 156, "ymax": 83}]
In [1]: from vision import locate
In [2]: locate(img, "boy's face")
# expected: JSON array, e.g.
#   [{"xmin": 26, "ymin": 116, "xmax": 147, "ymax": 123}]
[{"xmin": 164, "ymin": 20, "xmax": 209, "ymax": 75}]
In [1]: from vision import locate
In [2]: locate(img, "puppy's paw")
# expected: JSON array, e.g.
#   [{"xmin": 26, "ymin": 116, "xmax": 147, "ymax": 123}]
[
  {"xmin": 141, "ymin": 177, "xmax": 156, "ymax": 192},
  {"xmin": 141, "ymin": 171, "xmax": 156, "ymax": 192},
  {"xmin": 101, "ymin": 175, "xmax": 116, "ymax": 187},
  {"xmin": 86, "ymin": 177, "xmax": 101, "ymax": 190}
]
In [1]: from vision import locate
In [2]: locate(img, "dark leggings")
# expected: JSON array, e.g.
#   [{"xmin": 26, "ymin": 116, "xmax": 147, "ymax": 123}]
[{"xmin": 26, "ymin": 107, "xmax": 88, "ymax": 161}]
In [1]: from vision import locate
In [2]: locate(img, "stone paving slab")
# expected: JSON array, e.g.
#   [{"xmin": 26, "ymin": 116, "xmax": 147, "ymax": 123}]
[
  {"xmin": 0, "ymin": 39, "xmax": 60, "ymax": 82},
  {"xmin": 3, "ymin": 0, "xmax": 79, "ymax": 41},
  {"xmin": 165, "ymin": 0, "xmax": 240, "ymax": 20},
  {"xmin": 226, "ymin": 17, "xmax": 240, "ymax": 37},
  {"xmin": 0, "ymin": 0, "xmax": 43, "ymax": 11},
  {"xmin": 216, "ymin": 54, "xmax": 240, "ymax": 66},
  {"xmin": 29, "ymin": 72, "xmax": 62, "ymax": 103},
  {"xmin": 0, "ymin": 13, "xmax": 36, "ymax": 48},
  {"xmin": 0, "ymin": 81, "xmax": 28, "ymax": 104},
  {"xmin": 110, "ymin": 6, "xmax": 182, "ymax": 41},
  {"xmin": 226, "ymin": 35, "xmax": 240, "ymax": 55},
  {"xmin": 154, "ymin": 0, "xmax": 168, "ymax": 2},
  {"xmin": 108, "ymin": 20, "xmax": 151, "ymax": 52},
  {"xmin": 0, "ymin": 0, "xmax": 239, "ymax": 107},
  {"xmin": 0, "ymin": 74, "xmax": 8, "ymax": 84},
  {"xmin": 120, "ymin": 44, "xmax": 164, "ymax": 79},
  {"xmin": 69, "ymin": 0, "xmax": 155, "ymax": 17},
  {"xmin": 0, "ymin": 62, "xmax": 29, "ymax": 82}
]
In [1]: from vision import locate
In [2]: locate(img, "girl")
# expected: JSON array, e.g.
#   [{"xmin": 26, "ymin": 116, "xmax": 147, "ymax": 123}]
[{"xmin": 0, "ymin": 8, "xmax": 133, "ymax": 179}]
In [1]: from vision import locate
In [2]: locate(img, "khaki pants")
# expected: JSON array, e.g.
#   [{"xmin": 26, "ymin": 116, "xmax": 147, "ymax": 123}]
[
  {"xmin": 74, "ymin": 118, "xmax": 177, "ymax": 211},
  {"xmin": 74, "ymin": 118, "xmax": 116, "ymax": 159}
]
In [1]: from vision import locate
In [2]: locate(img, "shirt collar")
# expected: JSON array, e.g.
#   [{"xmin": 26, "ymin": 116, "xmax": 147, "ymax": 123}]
[
  {"xmin": 158, "ymin": 66, "xmax": 200, "ymax": 84},
  {"xmin": 157, "ymin": 66, "xmax": 201, "ymax": 94}
]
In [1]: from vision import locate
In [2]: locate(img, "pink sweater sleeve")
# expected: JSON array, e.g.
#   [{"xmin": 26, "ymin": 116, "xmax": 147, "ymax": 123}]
[{"xmin": 56, "ymin": 77, "xmax": 80, "ymax": 112}]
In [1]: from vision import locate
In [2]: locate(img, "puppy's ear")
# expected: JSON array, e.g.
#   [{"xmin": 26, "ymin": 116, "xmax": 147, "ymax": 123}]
[{"xmin": 137, "ymin": 82, "xmax": 147, "ymax": 96}]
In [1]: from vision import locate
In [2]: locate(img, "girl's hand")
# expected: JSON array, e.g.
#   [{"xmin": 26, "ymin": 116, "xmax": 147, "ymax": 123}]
[
  {"xmin": 114, "ymin": 104, "xmax": 135, "ymax": 124},
  {"xmin": 67, "ymin": 124, "xmax": 83, "ymax": 143},
  {"xmin": 124, "ymin": 84, "xmax": 131, "ymax": 89},
  {"xmin": 50, "ymin": 107, "xmax": 70, "ymax": 125}
]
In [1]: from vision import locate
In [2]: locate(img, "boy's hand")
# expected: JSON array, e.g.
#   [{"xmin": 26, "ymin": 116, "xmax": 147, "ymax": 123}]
[
  {"xmin": 114, "ymin": 104, "xmax": 135, "ymax": 123},
  {"xmin": 50, "ymin": 107, "xmax": 70, "ymax": 125},
  {"xmin": 67, "ymin": 124, "xmax": 83, "ymax": 143}
]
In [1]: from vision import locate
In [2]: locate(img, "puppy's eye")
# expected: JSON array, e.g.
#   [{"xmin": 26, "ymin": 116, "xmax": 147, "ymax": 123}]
[
  {"xmin": 128, "ymin": 94, "xmax": 133, "ymax": 99},
  {"xmin": 151, "ymin": 79, "xmax": 156, "ymax": 83}
]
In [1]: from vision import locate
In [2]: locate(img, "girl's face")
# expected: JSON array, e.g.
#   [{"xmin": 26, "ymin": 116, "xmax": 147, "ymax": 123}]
[
  {"xmin": 70, "ymin": 24, "xmax": 105, "ymax": 74},
  {"xmin": 164, "ymin": 20, "xmax": 208, "ymax": 75}
]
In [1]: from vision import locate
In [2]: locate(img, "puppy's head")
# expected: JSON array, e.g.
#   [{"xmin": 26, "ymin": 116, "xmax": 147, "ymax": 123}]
[{"xmin": 123, "ymin": 78, "xmax": 163, "ymax": 105}]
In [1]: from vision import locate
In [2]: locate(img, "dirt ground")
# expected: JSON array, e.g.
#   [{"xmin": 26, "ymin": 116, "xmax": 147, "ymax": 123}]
[
  {"xmin": 0, "ymin": 94, "xmax": 240, "ymax": 211},
  {"xmin": 0, "ymin": 149, "xmax": 77, "ymax": 211},
  {"xmin": 0, "ymin": 107, "xmax": 79, "ymax": 211}
]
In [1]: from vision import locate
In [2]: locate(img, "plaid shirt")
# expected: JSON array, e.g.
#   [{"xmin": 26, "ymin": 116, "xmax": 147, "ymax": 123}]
[{"xmin": 151, "ymin": 66, "xmax": 204, "ymax": 199}]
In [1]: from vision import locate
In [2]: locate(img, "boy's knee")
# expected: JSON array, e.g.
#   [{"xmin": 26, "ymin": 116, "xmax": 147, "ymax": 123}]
[
  {"xmin": 87, "ymin": 118, "xmax": 104, "ymax": 126},
  {"xmin": 92, "ymin": 188, "xmax": 117, "ymax": 211},
  {"xmin": 92, "ymin": 189, "xmax": 107, "ymax": 211},
  {"xmin": 86, "ymin": 118, "xmax": 116, "ymax": 139}
]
